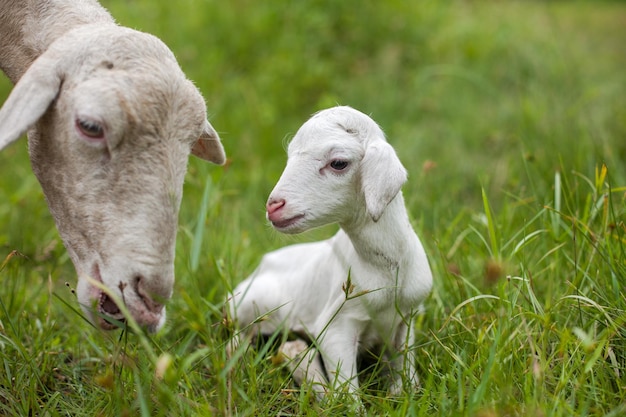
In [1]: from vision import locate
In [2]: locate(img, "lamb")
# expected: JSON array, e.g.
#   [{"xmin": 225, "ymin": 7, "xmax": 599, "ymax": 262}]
[
  {"xmin": 228, "ymin": 106, "xmax": 433, "ymax": 401},
  {"xmin": 0, "ymin": 0, "xmax": 226, "ymax": 332}
]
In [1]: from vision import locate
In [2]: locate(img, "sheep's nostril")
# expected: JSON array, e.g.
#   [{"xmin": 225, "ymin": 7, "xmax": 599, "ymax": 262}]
[
  {"xmin": 133, "ymin": 275, "xmax": 165, "ymax": 314},
  {"xmin": 266, "ymin": 198, "xmax": 286, "ymax": 215}
]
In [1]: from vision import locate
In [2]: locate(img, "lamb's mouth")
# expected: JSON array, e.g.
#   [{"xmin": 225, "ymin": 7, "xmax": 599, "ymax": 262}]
[{"xmin": 271, "ymin": 214, "xmax": 305, "ymax": 230}]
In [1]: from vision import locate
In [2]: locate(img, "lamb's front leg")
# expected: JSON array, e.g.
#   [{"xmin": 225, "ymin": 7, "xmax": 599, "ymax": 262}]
[
  {"xmin": 317, "ymin": 324, "xmax": 360, "ymax": 395},
  {"xmin": 389, "ymin": 319, "xmax": 420, "ymax": 396}
]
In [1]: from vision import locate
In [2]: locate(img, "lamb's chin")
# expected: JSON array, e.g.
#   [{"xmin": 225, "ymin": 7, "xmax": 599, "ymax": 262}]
[{"xmin": 271, "ymin": 214, "xmax": 306, "ymax": 232}]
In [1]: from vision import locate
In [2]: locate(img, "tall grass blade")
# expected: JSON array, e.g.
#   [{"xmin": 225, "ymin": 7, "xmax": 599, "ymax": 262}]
[
  {"xmin": 191, "ymin": 178, "xmax": 213, "ymax": 272},
  {"xmin": 552, "ymin": 171, "xmax": 562, "ymax": 237},
  {"xmin": 481, "ymin": 187, "xmax": 500, "ymax": 259}
]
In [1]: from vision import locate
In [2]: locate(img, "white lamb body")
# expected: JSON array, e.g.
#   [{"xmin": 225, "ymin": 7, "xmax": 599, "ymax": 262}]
[
  {"xmin": 237, "ymin": 228, "xmax": 431, "ymax": 348},
  {"xmin": 0, "ymin": 0, "xmax": 226, "ymax": 331},
  {"xmin": 229, "ymin": 106, "xmax": 433, "ymax": 400}
]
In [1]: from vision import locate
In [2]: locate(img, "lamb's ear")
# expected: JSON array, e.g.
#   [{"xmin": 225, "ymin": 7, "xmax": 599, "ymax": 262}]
[
  {"xmin": 0, "ymin": 56, "xmax": 63, "ymax": 151},
  {"xmin": 360, "ymin": 141, "xmax": 407, "ymax": 222},
  {"xmin": 191, "ymin": 119, "xmax": 226, "ymax": 165}
]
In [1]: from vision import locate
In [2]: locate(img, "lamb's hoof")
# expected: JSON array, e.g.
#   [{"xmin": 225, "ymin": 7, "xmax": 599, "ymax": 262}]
[{"xmin": 279, "ymin": 340, "xmax": 309, "ymax": 360}]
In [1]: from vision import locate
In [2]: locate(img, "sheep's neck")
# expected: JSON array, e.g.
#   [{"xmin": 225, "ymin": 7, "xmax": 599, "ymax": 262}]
[
  {"xmin": 0, "ymin": 1, "xmax": 33, "ymax": 83},
  {"xmin": 0, "ymin": 0, "xmax": 113, "ymax": 83}
]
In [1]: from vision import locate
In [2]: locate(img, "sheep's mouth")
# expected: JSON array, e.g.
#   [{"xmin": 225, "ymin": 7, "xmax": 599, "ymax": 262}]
[
  {"xmin": 90, "ymin": 264, "xmax": 126, "ymax": 330},
  {"xmin": 97, "ymin": 292, "xmax": 126, "ymax": 330},
  {"xmin": 271, "ymin": 214, "xmax": 305, "ymax": 230}
]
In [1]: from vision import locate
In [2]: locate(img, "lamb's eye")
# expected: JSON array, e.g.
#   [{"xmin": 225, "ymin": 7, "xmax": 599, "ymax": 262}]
[
  {"xmin": 330, "ymin": 160, "xmax": 349, "ymax": 171},
  {"xmin": 76, "ymin": 118, "xmax": 104, "ymax": 139}
]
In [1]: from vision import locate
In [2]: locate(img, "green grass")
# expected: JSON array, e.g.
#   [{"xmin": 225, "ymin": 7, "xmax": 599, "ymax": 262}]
[{"xmin": 1, "ymin": 0, "xmax": 625, "ymax": 415}]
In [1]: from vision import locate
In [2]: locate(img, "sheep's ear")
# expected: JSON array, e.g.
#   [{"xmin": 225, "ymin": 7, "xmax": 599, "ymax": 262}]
[
  {"xmin": 191, "ymin": 119, "xmax": 226, "ymax": 165},
  {"xmin": 360, "ymin": 141, "xmax": 407, "ymax": 222},
  {"xmin": 0, "ymin": 57, "xmax": 63, "ymax": 151}
]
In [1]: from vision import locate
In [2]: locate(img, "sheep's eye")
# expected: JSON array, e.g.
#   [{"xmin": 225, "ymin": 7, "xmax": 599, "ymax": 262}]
[
  {"xmin": 76, "ymin": 118, "xmax": 104, "ymax": 139},
  {"xmin": 329, "ymin": 160, "xmax": 349, "ymax": 171}
]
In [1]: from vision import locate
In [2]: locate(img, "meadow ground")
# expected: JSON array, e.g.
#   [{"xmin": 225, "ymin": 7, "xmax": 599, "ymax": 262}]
[{"xmin": 0, "ymin": 1, "xmax": 624, "ymax": 415}]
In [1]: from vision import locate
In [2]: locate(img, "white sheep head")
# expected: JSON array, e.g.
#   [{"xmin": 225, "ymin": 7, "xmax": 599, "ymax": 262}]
[
  {"xmin": 0, "ymin": 24, "xmax": 225, "ymax": 332},
  {"xmin": 266, "ymin": 106, "xmax": 407, "ymax": 233}
]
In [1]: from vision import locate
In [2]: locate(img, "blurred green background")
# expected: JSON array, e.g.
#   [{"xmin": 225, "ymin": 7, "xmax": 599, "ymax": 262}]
[{"xmin": 0, "ymin": 1, "xmax": 624, "ymax": 415}]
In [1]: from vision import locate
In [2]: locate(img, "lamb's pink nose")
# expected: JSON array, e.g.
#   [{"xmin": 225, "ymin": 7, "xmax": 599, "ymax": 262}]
[{"xmin": 266, "ymin": 198, "xmax": 285, "ymax": 221}]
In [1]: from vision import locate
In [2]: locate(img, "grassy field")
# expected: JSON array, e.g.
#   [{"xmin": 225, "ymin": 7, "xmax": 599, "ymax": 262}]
[{"xmin": 0, "ymin": 0, "xmax": 625, "ymax": 415}]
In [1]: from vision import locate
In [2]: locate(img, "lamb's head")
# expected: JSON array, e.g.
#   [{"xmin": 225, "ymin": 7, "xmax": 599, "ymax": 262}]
[
  {"xmin": 266, "ymin": 106, "xmax": 407, "ymax": 234},
  {"xmin": 0, "ymin": 24, "xmax": 225, "ymax": 332}
]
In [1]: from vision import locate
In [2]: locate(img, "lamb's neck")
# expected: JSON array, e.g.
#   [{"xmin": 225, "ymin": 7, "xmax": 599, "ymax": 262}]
[
  {"xmin": 341, "ymin": 192, "xmax": 419, "ymax": 274},
  {"xmin": 0, "ymin": 0, "xmax": 113, "ymax": 83}
]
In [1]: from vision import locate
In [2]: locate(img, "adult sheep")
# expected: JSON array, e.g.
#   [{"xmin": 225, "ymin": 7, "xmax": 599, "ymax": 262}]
[{"xmin": 0, "ymin": 0, "xmax": 225, "ymax": 332}]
